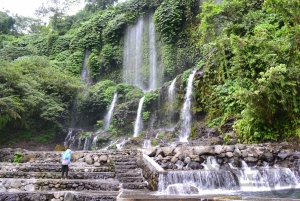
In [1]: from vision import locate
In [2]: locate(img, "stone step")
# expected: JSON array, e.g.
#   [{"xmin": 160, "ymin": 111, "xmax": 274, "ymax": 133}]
[
  {"xmin": 0, "ymin": 171, "xmax": 115, "ymax": 180},
  {"xmin": 118, "ymin": 177, "xmax": 144, "ymax": 183},
  {"xmin": 0, "ymin": 178, "xmax": 120, "ymax": 192},
  {"xmin": 0, "ymin": 190, "xmax": 119, "ymax": 201},
  {"xmin": 121, "ymin": 182, "xmax": 147, "ymax": 190},
  {"xmin": 114, "ymin": 161, "xmax": 137, "ymax": 166},
  {"xmin": 115, "ymin": 164, "xmax": 137, "ymax": 169},
  {"xmin": 116, "ymin": 172, "xmax": 142, "ymax": 179},
  {"xmin": 111, "ymin": 158, "xmax": 137, "ymax": 163}
]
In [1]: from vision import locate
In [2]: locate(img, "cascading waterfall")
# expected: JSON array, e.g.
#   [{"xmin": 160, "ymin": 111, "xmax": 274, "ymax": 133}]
[
  {"xmin": 143, "ymin": 139, "xmax": 152, "ymax": 148},
  {"xmin": 123, "ymin": 18, "xmax": 144, "ymax": 90},
  {"xmin": 158, "ymin": 170, "xmax": 238, "ymax": 195},
  {"xmin": 81, "ymin": 50, "xmax": 92, "ymax": 87},
  {"xmin": 83, "ymin": 133, "xmax": 92, "ymax": 150},
  {"xmin": 91, "ymin": 135, "xmax": 98, "ymax": 149},
  {"xmin": 104, "ymin": 92, "xmax": 118, "ymax": 130},
  {"xmin": 168, "ymin": 78, "xmax": 177, "ymax": 125},
  {"xmin": 179, "ymin": 69, "xmax": 196, "ymax": 142},
  {"xmin": 233, "ymin": 161, "xmax": 300, "ymax": 192},
  {"xmin": 158, "ymin": 158, "xmax": 300, "ymax": 195},
  {"xmin": 123, "ymin": 13, "xmax": 161, "ymax": 92},
  {"xmin": 133, "ymin": 96, "xmax": 145, "ymax": 137},
  {"xmin": 63, "ymin": 128, "xmax": 83, "ymax": 149}
]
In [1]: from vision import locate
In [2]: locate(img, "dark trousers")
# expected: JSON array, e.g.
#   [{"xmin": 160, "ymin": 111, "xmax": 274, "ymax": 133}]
[{"xmin": 61, "ymin": 165, "xmax": 69, "ymax": 178}]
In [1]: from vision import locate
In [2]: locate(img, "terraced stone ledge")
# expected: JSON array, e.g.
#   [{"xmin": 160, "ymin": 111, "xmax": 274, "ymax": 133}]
[
  {"xmin": 0, "ymin": 190, "xmax": 119, "ymax": 201},
  {"xmin": 0, "ymin": 171, "xmax": 115, "ymax": 180},
  {"xmin": 0, "ymin": 178, "xmax": 119, "ymax": 192},
  {"xmin": 0, "ymin": 162, "xmax": 110, "ymax": 172}
]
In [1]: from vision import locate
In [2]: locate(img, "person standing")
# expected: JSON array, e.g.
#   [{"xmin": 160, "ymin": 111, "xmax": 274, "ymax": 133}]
[{"xmin": 61, "ymin": 149, "xmax": 72, "ymax": 179}]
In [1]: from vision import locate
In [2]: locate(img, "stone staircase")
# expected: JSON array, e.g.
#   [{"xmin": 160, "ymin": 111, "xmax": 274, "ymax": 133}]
[
  {"xmin": 111, "ymin": 154, "xmax": 148, "ymax": 190},
  {"xmin": 0, "ymin": 148, "xmax": 147, "ymax": 201}
]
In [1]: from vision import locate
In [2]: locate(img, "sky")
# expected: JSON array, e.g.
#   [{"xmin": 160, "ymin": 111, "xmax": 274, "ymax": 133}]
[
  {"xmin": 1, "ymin": 0, "xmax": 126, "ymax": 19},
  {"xmin": 0, "ymin": 0, "xmax": 84, "ymax": 18}
]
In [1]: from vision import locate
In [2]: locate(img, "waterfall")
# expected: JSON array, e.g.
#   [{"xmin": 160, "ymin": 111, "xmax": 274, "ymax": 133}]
[
  {"xmin": 63, "ymin": 128, "xmax": 82, "ymax": 149},
  {"xmin": 233, "ymin": 162, "xmax": 300, "ymax": 192},
  {"xmin": 179, "ymin": 69, "xmax": 196, "ymax": 142},
  {"xmin": 133, "ymin": 96, "xmax": 145, "ymax": 137},
  {"xmin": 123, "ymin": 13, "xmax": 161, "ymax": 91},
  {"xmin": 104, "ymin": 93, "xmax": 118, "ymax": 130},
  {"xmin": 168, "ymin": 78, "xmax": 177, "ymax": 125},
  {"xmin": 83, "ymin": 133, "xmax": 92, "ymax": 150},
  {"xmin": 92, "ymin": 135, "xmax": 98, "ymax": 149},
  {"xmin": 143, "ymin": 139, "xmax": 152, "ymax": 148},
  {"xmin": 81, "ymin": 50, "xmax": 92, "ymax": 87},
  {"xmin": 123, "ymin": 18, "xmax": 144, "ymax": 90},
  {"xmin": 158, "ymin": 165, "xmax": 300, "ymax": 195},
  {"xmin": 148, "ymin": 14, "xmax": 157, "ymax": 91},
  {"xmin": 158, "ymin": 170, "xmax": 238, "ymax": 194}
]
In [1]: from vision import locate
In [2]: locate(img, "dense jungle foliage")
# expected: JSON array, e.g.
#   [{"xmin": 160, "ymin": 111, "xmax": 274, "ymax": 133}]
[{"xmin": 0, "ymin": 0, "xmax": 300, "ymax": 146}]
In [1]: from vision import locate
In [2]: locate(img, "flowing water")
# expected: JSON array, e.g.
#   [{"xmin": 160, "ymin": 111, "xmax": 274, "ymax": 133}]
[
  {"xmin": 83, "ymin": 133, "xmax": 92, "ymax": 150},
  {"xmin": 133, "ymin": 96, "xmax": 145, "ymax": 137},
  {"xmin": 179, "ymin": 69, "xmax": 196, "ymax": 142},
  {"xmin": 104, "ymin": 93, "xmax": 118, "ymax": 130},
  {"xmin": 63, "ymin": 128, "xmax": 83, "ymax": 149},
  {"xmin": 168, "ymin": 78, "xmax": 177, "ymax": 125},
  {"xmin": 148, "ymin": 14, "xmax": 157, "ymax": 91},
  {"xmin": 158, "ymin": 157, "xmax": 300, "ymax": 197},
  {"xmin": 123, "ymin": 14, "xmax": 161, "ymax": 91}
]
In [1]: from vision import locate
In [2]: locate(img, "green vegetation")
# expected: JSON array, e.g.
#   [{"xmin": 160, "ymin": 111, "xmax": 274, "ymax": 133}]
[
  {"xmin": 0, "ymin": 0, "xmax": 300, "ymax": 146},
  {"xmin": 13, "ymin": 151, "xmax": 24, "ymax": 163}
]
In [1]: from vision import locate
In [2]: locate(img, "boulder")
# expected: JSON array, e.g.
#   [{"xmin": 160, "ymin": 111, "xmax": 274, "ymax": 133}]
[
  {"xmin": 214, "ymin": 145, "xmax": 225, "ymax": 155},
  {"xmin": 162, "ymin": 147, "xmax": 174, "ymax": 156},
  {"xmin": 99, "ymin": 155, "xmax": 108, "ymax": 162},
  {"xmin": 194, "ymin": 146, "xmax": 214, "ymax": 155}
]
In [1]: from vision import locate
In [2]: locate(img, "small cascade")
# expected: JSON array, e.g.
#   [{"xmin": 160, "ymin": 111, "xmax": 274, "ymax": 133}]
[
  {"xmin": 116, "ymin": 138, "xmax": 128, "ymax": 150},
  {"xmin": 179, "ymin": 69, "xmax": 196, "ymax": 142},
  {"xmin": 102, "ymin": 139, "xmax": 119, "ymax": 150},
  {"xmin": 92, "ymin": 135, "xmax": 98, "ymax": 149},
  {"xmin": 63, "ymin": 128, "xmax": 82, "ymax": 149},
  {"xmin": 203, "ymin": 156, "xmax": 220, "ymax": 170},
  {"xmin": 83, "ymin": 133, "xmax": 92, "ymax": 150},
  {"xmin": 158, "ymin": 170, "xmax": 238, "ymax": 195},
  {"xmin": 168, "ymin": 78, "xmax": 177, "ymax": 125},
  {"xmin": 81, "ymin": 50, "xmax": 92, "ymax": 87},
  {"xmin": 133, "ymin": 96, "xmax": 145, "ymax": 137},
  {"xmin": 104, "ymin": 92, "xmax": 118, "ymax": 130},
  {"xmin": 143, "ymin": 139, "xmax": 152, "ymax": 148},
  {"xmin": 233, "ymin": 162, "xmax": 300, "ymax": 192}
]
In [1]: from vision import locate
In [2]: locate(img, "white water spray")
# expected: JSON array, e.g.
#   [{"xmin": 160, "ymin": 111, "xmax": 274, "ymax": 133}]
[
  {"xmin": 179, "ymin": 69, "xmax": 196, "ymax": 142},
  {"xmin": 133, "ymin": 96, "xmax": 145, "ymax": 137},
  {"xmin": 104, "ymin": 93, "xmax": 118, "ymax": 130}
]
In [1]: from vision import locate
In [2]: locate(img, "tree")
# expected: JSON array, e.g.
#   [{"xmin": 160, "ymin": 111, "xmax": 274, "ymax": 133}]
[
  {"xmin": 0, "ymin": 11, "xmax": 15, "ymax": 34},
  {"xmin": 35, "ymin": 0, "xmax": 81, "ymax": 31},
  {"xmin": 84, "ymin": 0, "xmax": 118, "ymax": 12}
]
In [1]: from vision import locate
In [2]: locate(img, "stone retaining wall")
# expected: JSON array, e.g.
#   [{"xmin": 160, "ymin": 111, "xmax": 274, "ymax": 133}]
[
  {"xmin": 0, "ymin": 179, "xmax": 119, "ymax": 192},
  {"xmin": 144, "ymin": 143, "xmax": 300, "ymax": 171}
]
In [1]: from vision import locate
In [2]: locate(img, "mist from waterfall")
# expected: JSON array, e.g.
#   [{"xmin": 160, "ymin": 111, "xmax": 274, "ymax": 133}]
[
  {"xmin": 104, "ymin": 93, "xmax": 118, "ymax": 130},
  {"xmin": 123, "ymin": 13, "xmax": 161, "ymax": 92},
  {"xmin": 179, "ymin": 69, "xmax": 196, "ymax": 142},
  {"xmin": 133, "ymin": 96, "xmax": 145, "ymax": 137}
]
